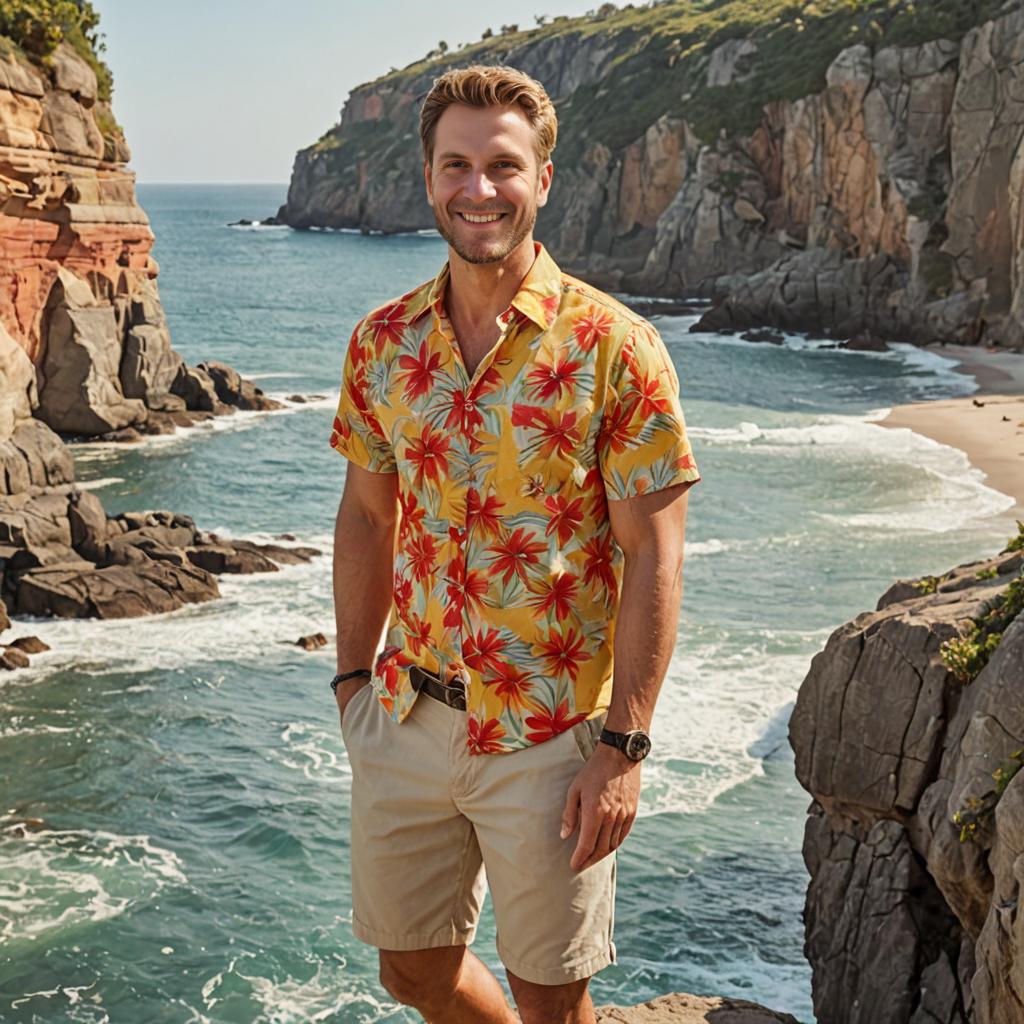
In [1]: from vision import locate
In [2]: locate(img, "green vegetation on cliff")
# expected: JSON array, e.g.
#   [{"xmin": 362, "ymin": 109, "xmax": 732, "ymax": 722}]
[
  {"xmin": 313, "ymin": 0, "xmax": 1011, "ymax": 165},
  {"xmin": 0, "ymin": 0, "xmax": 113, "ymax": 101}
]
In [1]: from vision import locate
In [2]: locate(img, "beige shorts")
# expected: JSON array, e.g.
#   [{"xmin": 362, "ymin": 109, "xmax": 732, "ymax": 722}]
[{"xmin": 340, "ymin": 681, "xmax": 617, "ymax": 986}]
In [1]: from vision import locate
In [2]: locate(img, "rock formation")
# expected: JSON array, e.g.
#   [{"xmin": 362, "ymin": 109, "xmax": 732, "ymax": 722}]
[
  {"xmin": 594, "ymin": 993, "xmax": 800, "ymax": 1023},
  {"xmin": 0, "ymin": 29, "xmax": 316, "ymax": 651},
  {"xmin": 789, "ymin": 533, "xmax": 1024, "ymax": 1023},
  {"xmin": 277, "ymin": 0, "xmax": 1024, "ymax": 348}
]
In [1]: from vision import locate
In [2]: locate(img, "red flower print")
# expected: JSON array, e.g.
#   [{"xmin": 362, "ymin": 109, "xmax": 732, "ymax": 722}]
[
  {"xmin": 512, "ymin": 406, "xmax": 582, "ymax": 460},
  {"xmin": 487, "ymin": 527, "xmax": 547, "ymax": 586},
  {"xmin": 375, "ymin": 645, "xmax": 409, "ymax": 697},
  {"xmin": 596, "ymin": 398, "xmax": 634, "ymax": 456},
  {"xmin": 329, "ymin": 413, "xmax": 351, "ymax": 450},
  {"xmin": 445, "ymin": 556, "xmax": 489, "ymax": 623},
  {"xmin": 466, "ymin": 488, "xmax": 504, "ymax": 538},
  {"xmin": 571, "ymin": 308, "xmax": 615, "ymax": 352},
  {"xmin": 629, "ymin": 370, "xmax": 674, "ymax": 420},
  {"xmin": 397, "ymin": 340, "xmax": 443, "ymax": 403},
  {"xmin": 367, "ymin": 301, "xmax": 407, "ymax": 354},
  {"xmin": 543, "ymin": 494, "xmax": 585, "ymax": 546},
  {"xmin": 486, "ymin": 661, "xmax": 535, "ymax": 712},
  {"xmin": 528, "ymin": 572, "xmax": 579, "ymax": 622},
  {"xmin": 534, "ymin": 627, "xmax": 590, "ymax": 681},
  {"xmin": 403, "ymin": 611, "xmax": 433, "ymax": 655},
  {"xmin": 675, "ymin": 453, "xmax": 698, "ymax": 473},
  {"xmin": 463, "ymin": 627, "xmax": 509, "ymax": 676},
  {"xmin": 524, "ymin": 698, "xmax": 588, "ymax": 742},
  {"xmin": 581, "ymin": 533, "xmax": 617, "ymax": 596},
  {"xmin": 467, "ymin": 715, "xmax": 506, "ymax": 754},
  {"xmin": 535, "ymin": 409, "xmax": 582, "ymax": 460},
  {"xmin": 406, "ymin": 424, "xmax": 450, "ymax": 489},
  {"xmin": 525, "ymin": 353, "xmax": 582, "ymax": 402},
  {"xmin": 398, "ymin": 489, "xmax": 426, "ymax": 543},
  {"xmin": 393, "ymin": 571, "xmax": 414, "ymax": 613},
  {"xmin": 406, "ymin": 532, "xmax": 440, "ymax": 582},
  {"xmin": 443, "ymin": 389, "xmax": 485, "ymax": 435}
]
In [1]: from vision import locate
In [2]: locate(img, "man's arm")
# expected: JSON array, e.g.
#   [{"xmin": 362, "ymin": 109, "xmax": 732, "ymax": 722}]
[
  {"xmin": 561, "ymin": 480, "xmax": 692, "ymax": 871},
  {"xmin": 333, "ymin": 463, "xmax": 399, "ymax": 717}
]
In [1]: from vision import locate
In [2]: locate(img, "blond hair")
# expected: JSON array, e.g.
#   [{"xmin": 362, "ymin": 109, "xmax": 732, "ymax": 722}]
[{"xmin": 419, "ymin": 64, "xmax": 557, "ymax": 168}]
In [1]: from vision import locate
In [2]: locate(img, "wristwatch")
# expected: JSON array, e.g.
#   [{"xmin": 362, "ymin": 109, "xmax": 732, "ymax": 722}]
[{"xmin": 599, "ymin": 727, "xmax": 652, "ymax": 762}]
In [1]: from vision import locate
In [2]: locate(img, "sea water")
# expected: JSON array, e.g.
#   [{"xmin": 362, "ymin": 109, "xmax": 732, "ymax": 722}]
[{"xmin": 0, "ymin": 184, "xmax": 1017, "ymax": 1023}]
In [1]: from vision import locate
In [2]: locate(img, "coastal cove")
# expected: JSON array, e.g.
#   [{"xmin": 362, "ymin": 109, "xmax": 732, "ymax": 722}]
[{"xmin": 1, "ymin": 184, "xmax": 1020, "ymax": 1022}]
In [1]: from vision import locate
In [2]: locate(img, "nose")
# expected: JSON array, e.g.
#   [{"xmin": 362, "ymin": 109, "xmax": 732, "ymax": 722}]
[{"xmin": 462, "ymin": 170, "xmax": 497, "ymax": 203}]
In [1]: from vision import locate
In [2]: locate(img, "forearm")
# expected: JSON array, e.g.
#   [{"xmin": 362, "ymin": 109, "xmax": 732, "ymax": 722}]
[
  {"xmin": 604, "ymin": 544, "xmax": 685, "ymax": 734},
  {"xmin": 333, "ymin": 497, "xmax": 396, "ymax": 674}
]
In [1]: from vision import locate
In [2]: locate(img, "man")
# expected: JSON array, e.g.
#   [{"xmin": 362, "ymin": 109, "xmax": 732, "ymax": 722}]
[{"xmin": 329, "ymin": 64, "xmax": 701, "ymax": 1024}]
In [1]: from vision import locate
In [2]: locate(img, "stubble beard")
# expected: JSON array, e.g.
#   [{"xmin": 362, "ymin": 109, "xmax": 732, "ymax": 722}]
[{"xmin": 434, "ymin": 201, "xmax": 537, "ymax": 266}]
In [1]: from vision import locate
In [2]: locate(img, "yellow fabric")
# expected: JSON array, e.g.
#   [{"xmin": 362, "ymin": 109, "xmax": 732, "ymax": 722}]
[{"xmin": 330, "ymin": 241, "xmax": 701, "ymax": 754}]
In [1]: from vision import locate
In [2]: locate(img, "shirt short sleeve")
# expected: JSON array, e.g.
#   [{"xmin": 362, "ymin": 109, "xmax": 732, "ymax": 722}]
[
  {"xmin": 597, "ymin": 319, "xmax": 701, "ymax": 501},
  {"xmin": 329, "ymin": 322, "xmax": 398, "ymax": 474}
]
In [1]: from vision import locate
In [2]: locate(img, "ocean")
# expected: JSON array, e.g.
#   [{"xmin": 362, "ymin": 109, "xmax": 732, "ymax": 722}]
[{"xmin": 0, "ymin": 183, "xmax": 1018, "ymax": 1023}]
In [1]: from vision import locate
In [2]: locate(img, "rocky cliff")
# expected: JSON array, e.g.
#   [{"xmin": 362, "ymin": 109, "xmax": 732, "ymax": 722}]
[
  {"xmin": 277, "ymin": 0, "xmax": 1024, "ymax": 348},
  {"xmin": 0, "ymin": 16, "xmax": 315, "ymax": 651},
  {"xmin": 788, "ymin": 528, "xmax": 1024, "ymax": 1023}
]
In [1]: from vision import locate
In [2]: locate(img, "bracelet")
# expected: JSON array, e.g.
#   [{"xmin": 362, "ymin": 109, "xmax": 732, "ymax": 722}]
[{"xmin": 331, "ymin": 668, "xmax": 372, "ymax": 695}]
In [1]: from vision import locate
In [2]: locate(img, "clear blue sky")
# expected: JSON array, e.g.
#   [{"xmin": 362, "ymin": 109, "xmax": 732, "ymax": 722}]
[{"xmin": 94, "ymin": 0, "xmax": 602, "ymax": 183}]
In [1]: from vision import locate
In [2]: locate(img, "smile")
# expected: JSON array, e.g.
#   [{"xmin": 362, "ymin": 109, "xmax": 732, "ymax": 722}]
[{"xmin": 457, "ymin": 212, "xmax": 507, "ymax": 223}]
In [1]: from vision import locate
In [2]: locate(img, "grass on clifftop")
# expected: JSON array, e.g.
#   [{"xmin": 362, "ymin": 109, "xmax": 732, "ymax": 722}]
[
  {"xmin": 0, "ymin": 0, "xmax": 113, "ymax": 101},
  {"xmin": 315, "ymin": 0, "xmax": 1013, "ymax": 161}
]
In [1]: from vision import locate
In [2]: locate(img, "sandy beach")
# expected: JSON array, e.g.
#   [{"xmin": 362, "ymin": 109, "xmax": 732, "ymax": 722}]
[{"xmin": 876, "ymin": 343, "xmax": 1024, "ymax": 517}]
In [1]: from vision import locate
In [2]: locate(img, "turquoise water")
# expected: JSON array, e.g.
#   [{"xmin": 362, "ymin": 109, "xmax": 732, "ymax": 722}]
[{"xmin": 1, "ymin": 184, "xmax": 1018, "ymax": 1023}]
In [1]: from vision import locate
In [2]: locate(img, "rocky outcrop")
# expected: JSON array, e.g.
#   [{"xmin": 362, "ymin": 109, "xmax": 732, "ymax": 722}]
[
  {"xmin": 789, "ymin": 537, "xmax": 1024, "ymax": 1023},
  {"xmin": 0, "ymin": 414, "xmax": 319, "ymax": 626},
  {"xmin": 277, "ymin": 1, "xmax": 1024, "ymax": 348},
  {"xmin": 594, "ymin": 992, "xmax": 800, "ymax": 1023},
  {"xmin": 0, "ymin": 30, "xmax": 318, "ymax": 647},
  {"xmin": 0, "ymin": 39, "xmax": 282, "ymax": 441}
]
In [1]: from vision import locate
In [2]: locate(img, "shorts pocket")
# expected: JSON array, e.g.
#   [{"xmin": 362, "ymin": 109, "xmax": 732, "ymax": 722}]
[
  {"xmin": 340, "ymin": 683, "xmax": 373, "ymax": 741},
  {"xmin": 569, "ymin": 711, "xmax": 608, "ymax": 763}
]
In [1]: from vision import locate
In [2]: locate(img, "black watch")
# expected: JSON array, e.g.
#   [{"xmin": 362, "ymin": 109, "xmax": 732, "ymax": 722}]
[{"xmin": 599, "ymin": 727, "xmax": 652, "ymax": 762}]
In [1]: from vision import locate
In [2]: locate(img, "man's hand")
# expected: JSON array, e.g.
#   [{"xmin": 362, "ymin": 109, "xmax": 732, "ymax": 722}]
[{"xmin": 560, "ymin": 743, "xmax": 641, "ymax": 872}]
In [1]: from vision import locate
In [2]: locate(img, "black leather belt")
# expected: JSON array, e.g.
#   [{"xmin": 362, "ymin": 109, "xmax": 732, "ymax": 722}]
[{"xmin": 410, "ymin": 664, "xmax": 467, "ymax": 711}]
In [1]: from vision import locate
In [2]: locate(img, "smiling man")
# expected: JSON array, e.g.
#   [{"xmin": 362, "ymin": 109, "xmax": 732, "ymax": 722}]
[{"xmin": 329, "ymin": 65, "xmax": 702, "ymax": 1024}]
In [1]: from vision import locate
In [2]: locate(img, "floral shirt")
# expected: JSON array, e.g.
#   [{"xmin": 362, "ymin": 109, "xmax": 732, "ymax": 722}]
[{"xmin": 330, "ymin": 241, "xmax": 701, "ymax": 755}]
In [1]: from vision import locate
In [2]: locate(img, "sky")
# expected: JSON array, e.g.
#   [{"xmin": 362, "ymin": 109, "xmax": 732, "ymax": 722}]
[{"xmin": 94, "ymin": 0, "xmax": 602, "ymax": 184}]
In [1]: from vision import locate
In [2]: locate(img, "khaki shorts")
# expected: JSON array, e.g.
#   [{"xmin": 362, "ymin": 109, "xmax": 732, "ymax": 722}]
[{"xmin": 340, "ymin": 681, "xmax": 617, "ymax": 986}]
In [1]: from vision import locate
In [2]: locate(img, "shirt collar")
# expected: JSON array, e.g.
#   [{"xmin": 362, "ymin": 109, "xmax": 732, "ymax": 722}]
[{"xmin": 417, "ymin": 240, "xmax": 563, "ymax": 333}]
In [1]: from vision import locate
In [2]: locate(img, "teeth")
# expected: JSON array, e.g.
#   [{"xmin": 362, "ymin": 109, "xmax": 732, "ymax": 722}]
[{"xmin": 460, "ymin": 213, "xmax": 504, "ymax": 223}]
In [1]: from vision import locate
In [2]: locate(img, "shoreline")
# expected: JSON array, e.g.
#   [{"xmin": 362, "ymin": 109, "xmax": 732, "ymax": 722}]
[{"xmin": 877, "ymin": 343, "xmax": 1024, "ymax": 518}]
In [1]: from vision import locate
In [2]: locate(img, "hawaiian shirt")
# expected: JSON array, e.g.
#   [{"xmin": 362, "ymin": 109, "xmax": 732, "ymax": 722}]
[{"xmin": 330, "ymin": 240, "xmax": 701, "ymax": 755}]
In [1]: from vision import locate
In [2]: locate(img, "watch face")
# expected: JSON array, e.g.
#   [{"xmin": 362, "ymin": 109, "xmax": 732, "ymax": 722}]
[{"xmin": 626, "ymin": 731, "xmax": 652, "ymax": 760}]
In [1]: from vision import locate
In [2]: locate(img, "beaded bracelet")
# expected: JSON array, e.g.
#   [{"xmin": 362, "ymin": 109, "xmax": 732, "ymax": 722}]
[{"xmin": 331, "ymin": 668, "xmax": 372, "ymax": 695}]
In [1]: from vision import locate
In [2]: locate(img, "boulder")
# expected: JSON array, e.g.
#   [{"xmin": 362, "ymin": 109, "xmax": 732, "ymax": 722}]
[{"xmin": 36, "ymin": 269, "xmax": 147, "ymax": 435}]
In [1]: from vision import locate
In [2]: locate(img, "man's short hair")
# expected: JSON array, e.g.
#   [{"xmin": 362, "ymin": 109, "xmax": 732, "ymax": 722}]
[{"xmin": 419, "ymin": 64, "xmax": 557, "ymax": 169}]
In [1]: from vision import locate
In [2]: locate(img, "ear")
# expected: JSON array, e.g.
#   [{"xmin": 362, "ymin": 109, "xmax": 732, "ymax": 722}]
[
  {"xmin": 424, "ymin": 159, "xmax": 434, "ymax": 207},
  {"xmin": 536, "ymin": 159, "xmax": 554, "ymax": 208}
]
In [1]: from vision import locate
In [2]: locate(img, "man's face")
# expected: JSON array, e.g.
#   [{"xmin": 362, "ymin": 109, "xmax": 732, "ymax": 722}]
[{"xmin": 424, "ymin": 103, "xmax": 553, "ymax": 265}]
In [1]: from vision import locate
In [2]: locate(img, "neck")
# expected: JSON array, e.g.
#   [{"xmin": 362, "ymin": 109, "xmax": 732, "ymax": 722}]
[{"xmin": 445, "ymin": 236, "xmax": 537, "ymax": 329}]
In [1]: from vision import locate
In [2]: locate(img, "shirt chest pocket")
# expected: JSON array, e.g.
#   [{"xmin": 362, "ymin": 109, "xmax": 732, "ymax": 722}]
[{"xmin": 497, "ymin": 397, "xmax": 598, "ymax": 505}]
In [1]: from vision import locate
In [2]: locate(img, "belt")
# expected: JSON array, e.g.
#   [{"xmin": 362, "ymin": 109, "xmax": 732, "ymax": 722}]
[{"xmin": 410, "ymin": 664, "xmax": 467, "ymax": 711}]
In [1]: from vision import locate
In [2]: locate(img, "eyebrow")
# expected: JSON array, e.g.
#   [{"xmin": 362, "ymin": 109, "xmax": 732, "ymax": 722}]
[{"xmin": 436, "ymin": 151, "xmax": 527, "ymax": 162}]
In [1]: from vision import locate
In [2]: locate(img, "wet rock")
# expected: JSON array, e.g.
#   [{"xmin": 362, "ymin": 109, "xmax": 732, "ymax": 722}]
[
  {"xmin": 0, "ymin": 644, "xmax": 30, "ymax": 669},
  {"xmin": 296, "ymin": 632, "xmax": 328, "ymax": 651},
  {"xmin": 6, "ymin": 635, "xmax": 49, "ymax": 653}
]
